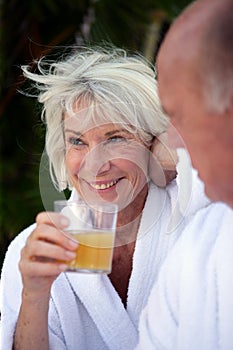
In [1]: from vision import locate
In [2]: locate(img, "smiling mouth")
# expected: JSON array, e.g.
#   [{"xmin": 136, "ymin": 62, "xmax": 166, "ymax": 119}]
[{"xmin": 89, "ymin": 179, "xmax": 119, "ymax": 190}]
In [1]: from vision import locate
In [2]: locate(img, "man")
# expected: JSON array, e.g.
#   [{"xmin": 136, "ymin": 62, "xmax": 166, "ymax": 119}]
[
  {"xmin": 137, "ymin": 0, "xmax": 233, "ymax": 348},
  {"xmin": 157, "ymin": 0, "xmax": 233, "ymax": 208}
]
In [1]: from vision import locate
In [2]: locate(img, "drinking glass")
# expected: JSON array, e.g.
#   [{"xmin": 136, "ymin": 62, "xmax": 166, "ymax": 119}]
[{"xmin": 54, "ymin": 199, "xmax": 118, "ymax": 274}]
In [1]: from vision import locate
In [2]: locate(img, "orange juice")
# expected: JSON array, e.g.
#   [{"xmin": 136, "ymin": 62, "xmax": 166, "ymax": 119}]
[{"xmin": 66, "ymin": 230, "xmax": 115, "ymax": 273}]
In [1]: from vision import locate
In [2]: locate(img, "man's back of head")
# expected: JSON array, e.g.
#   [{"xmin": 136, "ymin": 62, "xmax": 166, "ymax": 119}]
[{"xmin": 156, "ymin": 0, "xmax": 233, "ymax": 208}]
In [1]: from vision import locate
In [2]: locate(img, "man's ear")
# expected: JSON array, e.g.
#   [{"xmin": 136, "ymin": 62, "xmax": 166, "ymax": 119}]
[{"xmin": 149, "ymin": 133, "xmax": 178, "ymax": 187}]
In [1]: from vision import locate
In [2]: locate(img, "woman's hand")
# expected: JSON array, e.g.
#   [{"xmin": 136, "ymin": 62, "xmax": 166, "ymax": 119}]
[
  {"xmin": 149, "ymin": 133, "xmax": 178, "ymax": 187},
  {"xmin": 19, "ymin": 212, "xmax": 78, "ymax": 298},
  {"xmin": 13, "ymin": 212, "xmax": 78, "ymax": 350}
]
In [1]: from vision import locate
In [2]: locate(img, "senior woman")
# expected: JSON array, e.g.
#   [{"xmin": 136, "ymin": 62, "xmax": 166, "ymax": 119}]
[{"xmin": 1, "ymin": 47, "xmax": 196, "ymax": 350}]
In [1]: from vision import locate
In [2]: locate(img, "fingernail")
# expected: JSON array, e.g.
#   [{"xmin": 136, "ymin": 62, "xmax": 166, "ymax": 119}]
[
  {"xmin": 65, "ymin": 251, "xmax": 76, "ymax": 259},
  {"xmin": 59, "ymin": 264, "xmax": 68, "ymax": 271},
  {"xmin": 69, "ymin": 239, "xmax": 78, "ymax": 248}
]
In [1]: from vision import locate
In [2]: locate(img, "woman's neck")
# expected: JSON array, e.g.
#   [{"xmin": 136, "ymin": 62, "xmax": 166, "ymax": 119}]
[{"xmin": 115, "ymin": 184, "xmax": 148, "ymax": 246}]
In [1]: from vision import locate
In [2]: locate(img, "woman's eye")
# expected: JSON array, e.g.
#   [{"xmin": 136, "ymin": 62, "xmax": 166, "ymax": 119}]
[
  {"xmin": 107, "ymin": 136, "xmax": 127, "ymax": 144},
  {"xmin": 67, "ymin": 137, "xmax": 84, "ymax": 146}
]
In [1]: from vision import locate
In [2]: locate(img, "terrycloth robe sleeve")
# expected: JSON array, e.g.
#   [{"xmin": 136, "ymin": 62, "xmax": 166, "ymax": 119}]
[
  {"xmin": 0, "ymin": 224, "xmax": 34, "ymax": 349},
  {"xmin": 136, "ymin": 203, "xmax": 233, "ymax": 350},
  {"xmin": 0, "ymin": 224, "xmax": 72, "ymax": 350}
]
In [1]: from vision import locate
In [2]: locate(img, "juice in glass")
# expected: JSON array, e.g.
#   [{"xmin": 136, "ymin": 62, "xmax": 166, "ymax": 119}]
[{"xmin": 66, "ymin": 229, "xmax": 115, "ymax": 273}]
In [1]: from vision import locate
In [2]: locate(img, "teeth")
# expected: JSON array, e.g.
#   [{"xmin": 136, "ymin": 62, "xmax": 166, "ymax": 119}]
[{"xmin": 90, "ymin": 180, "xmax": 117, "ymax": 190}]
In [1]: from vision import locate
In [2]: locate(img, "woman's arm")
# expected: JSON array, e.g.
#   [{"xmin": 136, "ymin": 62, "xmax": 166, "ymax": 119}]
[
  {"xmin": 13, "ymin": 212, "xmax": 78, "ymax": 350},
  {"xmin": 13, "ymin": 289, "xmax": 50, "ymax": 350}
]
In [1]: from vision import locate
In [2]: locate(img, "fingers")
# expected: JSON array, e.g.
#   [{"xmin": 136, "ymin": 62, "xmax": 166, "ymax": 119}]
[
  {"xmin": 18, "ymin": 211, "xmax": 79, "ymax": 297},
  {"xmin": 35, "ymin": 211, "xmax": 78, "ymax": 249},
  {"xmin": 19, "ymin": 256, "xmax": 68, "ymax": 278},
  {"xmin": 36, "ymin": 211, "xmax": 69, "ymax": 228},
  {"xmin": 23, "ymin": 238, "xmax": 76, "ymax": 263},
  {"xmin": 151, "ymin": 133, "xmax": 178, "ymax": 170},
  {"xmin": 164, "ymin": 170, "xmax": 178, "ymax": 184},
  {"xmin": 19, "ymin": 212, "xmax": 78, "ymax": 276},
  {"xmin": 29, "ymin": 222, "xmax": 77, "ymax": 251},
  {"xmin": 149, "ymin": 134, "xmax": 178, "ymax": 187}
]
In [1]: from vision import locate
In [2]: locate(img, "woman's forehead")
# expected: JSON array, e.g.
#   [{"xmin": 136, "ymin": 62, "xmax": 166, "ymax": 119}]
[
  {"xmin": 64, "ymin": 115, "xmax": 134, "ymax": 135},
  {"xmin": 62, "ymin": 100, "xmax": 150, "ymax": 141},
  {"xmin": 64, "ymin": 98, "xmax": 139, "ymax": 128}
]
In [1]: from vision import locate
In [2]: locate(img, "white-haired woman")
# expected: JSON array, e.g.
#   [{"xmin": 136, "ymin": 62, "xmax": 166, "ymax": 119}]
[{"xmin": 0, "ymin": 47, "xmax": 200, "ymax": 350}]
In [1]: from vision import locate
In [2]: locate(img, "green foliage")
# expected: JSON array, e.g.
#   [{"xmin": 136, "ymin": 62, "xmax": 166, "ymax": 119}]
[
  {"xmin": 90, "ymin": 0, "xmax": 156, "ymax": 50},
  {"xmin": 156, "ymin": 0, "xmax": 194, "ymax": 18}
]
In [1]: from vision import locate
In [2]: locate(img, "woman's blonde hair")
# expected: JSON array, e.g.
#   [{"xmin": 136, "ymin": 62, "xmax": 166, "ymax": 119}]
[{"xmin": 22, "ymin": 46, "xmax": 168, "ymax": 190}]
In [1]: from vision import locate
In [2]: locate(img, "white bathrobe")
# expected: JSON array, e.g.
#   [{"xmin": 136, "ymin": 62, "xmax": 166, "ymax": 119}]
[
  {"xmin": 137, "ymin": 203, "xmax": 233, "ymax": 350},
  {"xmin": 0, "ymin": 178, "xmax": 208, "ymax": 350}
]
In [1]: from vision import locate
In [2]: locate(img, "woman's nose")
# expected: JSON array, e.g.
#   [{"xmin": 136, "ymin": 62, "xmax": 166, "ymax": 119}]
[{"xmin": 81, "ymin": 144, "xmax": 111, "ymax": 176}]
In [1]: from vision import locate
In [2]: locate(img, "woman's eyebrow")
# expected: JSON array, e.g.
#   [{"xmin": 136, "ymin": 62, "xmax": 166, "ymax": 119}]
[
  {"xmin": 105, "ymin": 129, "xmax": 131, "ymax": 137},
  {"xmin": 64, "ymin": 128, "xmax": 132, "ymax": 137},
  {"xmin": 64, "ymin": 129, "xmax": 82, "ymax": 136}
]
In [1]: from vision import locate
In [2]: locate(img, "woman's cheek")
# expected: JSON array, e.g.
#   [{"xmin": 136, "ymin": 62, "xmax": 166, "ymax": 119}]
[
  {"xmin": 133, "ymin": 148, "xmax": 150, "ymax": 176},
  {"xmin": 65, "ymin": 150, "xmax": 82, "ymax": 176}
]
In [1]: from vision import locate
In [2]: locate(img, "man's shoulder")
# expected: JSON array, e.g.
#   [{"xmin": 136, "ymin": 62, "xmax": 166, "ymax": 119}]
[
  {"xmin": 174, "ymin": 202, "xmax": 232, "ymax": 267},
  {"xmin": 190, "ymin": 201, "xmax": 232, "ymax": 232}
]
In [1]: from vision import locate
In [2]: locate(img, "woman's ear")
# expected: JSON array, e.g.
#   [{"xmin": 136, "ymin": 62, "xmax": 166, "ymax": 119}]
[{"xmin": 149, "ymin": 133, "xmax": 178, "ymax": 187}]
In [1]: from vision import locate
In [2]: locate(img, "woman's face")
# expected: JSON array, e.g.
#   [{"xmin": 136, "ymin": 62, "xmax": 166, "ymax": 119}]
[{"xmin": 64, "ymin": 113, "xmax": 150, "ymax": 211}]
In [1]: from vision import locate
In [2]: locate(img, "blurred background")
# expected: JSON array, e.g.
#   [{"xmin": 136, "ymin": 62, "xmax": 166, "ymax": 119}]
[{"xmin": 0, "ymin": 0, "xmax": 192, "ymax": 267}]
